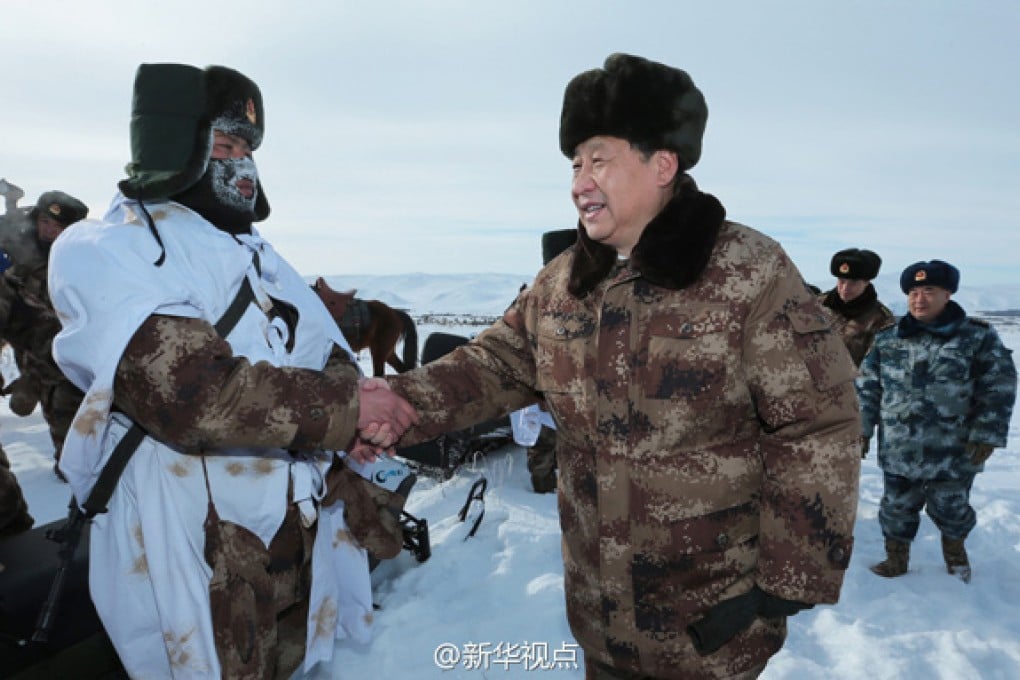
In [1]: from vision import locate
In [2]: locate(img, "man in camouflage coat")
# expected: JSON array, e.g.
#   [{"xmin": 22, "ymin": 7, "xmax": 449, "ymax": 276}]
[
  {"xmin": 385, "ymin": 54, "xmax": 862, "ymax": 679},
  {"xmin": 818, "ymin": 248, "xmax": 895, "ymax": 367},
  {"xmin": 858, "ymin": 260, "xmax": 1016, "ymax": 583},
  {"xmin": 0, "ymin": 191, "xmax": 88, "ymax": 476}
]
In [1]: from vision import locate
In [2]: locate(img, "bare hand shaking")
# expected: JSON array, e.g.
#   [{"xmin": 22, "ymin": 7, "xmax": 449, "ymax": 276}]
[{"xmin": 351, "ymin": 378, "xmax": 418, "ymax": 463}]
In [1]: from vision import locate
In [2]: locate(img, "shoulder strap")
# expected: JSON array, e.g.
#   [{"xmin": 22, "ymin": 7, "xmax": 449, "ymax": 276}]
[
  {"xmin": 81, "ymin": 269, "xmax": 257, "ymax": 517},
  {"xmin": 214, "ymin": 276, "xmax": 256, "ymax": 338}
]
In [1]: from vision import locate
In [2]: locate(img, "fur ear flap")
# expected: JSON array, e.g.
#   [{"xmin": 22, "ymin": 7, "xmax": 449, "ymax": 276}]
[{"xmin": 119, "ymin": 63, "xmax": 212, "ymax": 201}]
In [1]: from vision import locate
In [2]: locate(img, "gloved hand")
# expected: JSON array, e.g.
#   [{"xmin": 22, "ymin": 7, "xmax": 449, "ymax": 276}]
[
  {"xmin": 860, "ymin": 436, "xmax": 870, "ymax": 459},
  {"xmin": 759, "ymin": 592, "xmax": 814, "ymax": 619},
  {"xmin": 966, "ymin": 442, "xmax": 995, "ymax": 465},
  {"xmin": 687, "ymin": 587, "xmax": 813, "ymax": 656}
]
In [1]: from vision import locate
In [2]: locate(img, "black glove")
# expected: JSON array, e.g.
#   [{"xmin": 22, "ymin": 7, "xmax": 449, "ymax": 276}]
[
  {"xmin": 688, "ymin": 587, "xmax": 813, "ymax": 656},
  {"xmin": 759, "ymin": 592, "xmax": 814, "ymax": 619},
  {"xmin": 688, "ymin": 588, "xmax": 763, "ymax": 656}
]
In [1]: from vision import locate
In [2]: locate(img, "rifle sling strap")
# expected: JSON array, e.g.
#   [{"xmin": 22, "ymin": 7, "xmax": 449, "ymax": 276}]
[{"xmin": 81, "ymin": 271, "xmax": 257, "ymax": 518}]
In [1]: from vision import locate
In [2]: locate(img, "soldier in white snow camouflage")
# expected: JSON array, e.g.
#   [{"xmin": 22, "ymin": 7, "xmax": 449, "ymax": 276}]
[
  {"xmin": 384, "ymin": 54, "xmax": 862, "ymax": 679},
  {"xmin": 858, "ymin": 259, "xmax": 1017, "ymax": 582}
]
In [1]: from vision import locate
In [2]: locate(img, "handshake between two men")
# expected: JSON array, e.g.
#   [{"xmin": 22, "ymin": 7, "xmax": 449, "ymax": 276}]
[{"xmin": 350, "ymin": 377, "xmax": 419, "ymax": 463}]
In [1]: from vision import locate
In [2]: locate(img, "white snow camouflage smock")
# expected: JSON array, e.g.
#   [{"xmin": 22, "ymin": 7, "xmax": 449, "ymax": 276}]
[{"xmin": 49, "ymin": 193, "xmax": 373, "ymax": 677}]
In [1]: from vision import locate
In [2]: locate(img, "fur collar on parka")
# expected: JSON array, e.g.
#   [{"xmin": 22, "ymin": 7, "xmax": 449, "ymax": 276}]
[
  {"xmin": 567, "ymin": 175, "xmax": 725, "ymax": 298},
  {"xmin": 822, "ymin": 284, "xmax": 879, "ymax": 320}
]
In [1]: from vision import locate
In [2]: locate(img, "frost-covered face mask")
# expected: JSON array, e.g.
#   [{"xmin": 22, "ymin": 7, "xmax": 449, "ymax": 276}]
[
  {"xmin": 173, "ymin": 156, "xmax": 260, "ymax": 234},
  {"xmin": 208, "ymin": 156, "xmax": 258, "ymax": 213}
]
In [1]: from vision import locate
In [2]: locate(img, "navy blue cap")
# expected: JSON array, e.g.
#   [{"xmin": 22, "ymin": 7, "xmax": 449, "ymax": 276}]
[{"xmin": 900, "ymin": 260, "xmax": 959, "ymax": 294}]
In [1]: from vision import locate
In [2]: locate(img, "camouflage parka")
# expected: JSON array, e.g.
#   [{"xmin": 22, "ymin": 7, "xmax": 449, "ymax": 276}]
[
  {"xmin": 818, "ymin": 284, "xmax": 895, "ymax": 367},
  {"xmin": 0, "ymin": 224, "xmax": 66, "ymax": 385},
  {"xmin": 857, "ymin": 300, "xmax": 1017, "ymax": 480},
  {"xmin": 389, "ymin": 185, "xmax": 862, "ymax": 678}
]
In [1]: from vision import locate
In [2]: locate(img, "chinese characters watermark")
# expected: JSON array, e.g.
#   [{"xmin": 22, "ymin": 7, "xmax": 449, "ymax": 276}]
[{"xmin": 433, "ymin": 641, "xmax": 580, "ymax": 672}]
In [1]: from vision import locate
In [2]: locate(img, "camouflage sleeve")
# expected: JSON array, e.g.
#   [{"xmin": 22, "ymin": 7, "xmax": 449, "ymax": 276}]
[
  {"xmin": 387, "ymin": 304, "xmax": 538, "ymax": 445},
  {"xmin": 743, "ymin": 252, "xmax": 861, "ymax": 604},
  {"xmin": 0, "ymin": 275, "xmax": 16, "ymax": 337},
  {"xmin": 856, "ymin": 338, "xmax": 883, "ymax": 437},
  {"xmin": 967, "ymin": 327, "xmax": 1017, "ymax": 447},
  {"xmin": 113, "ymin": 314, "xmax": 361, "ymax": 453}
]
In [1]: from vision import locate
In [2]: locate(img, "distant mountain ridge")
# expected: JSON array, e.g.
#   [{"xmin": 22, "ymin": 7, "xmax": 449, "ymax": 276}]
[
  {"xmin": 318, "ymin": 273, "xmax": 529, "ymax": 316},
  {"xmin": 316, "ymin": 272, "xmax": 1020, "ymax": 318}
]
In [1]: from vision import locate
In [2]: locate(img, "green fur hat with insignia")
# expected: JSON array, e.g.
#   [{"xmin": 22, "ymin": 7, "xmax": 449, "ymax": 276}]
[
  {"xmin": 29, "ymin": 191, "xmax": 88, "ymax": 227},
  {"xmin": 559, "ymin": 53, "xmax": 708, "ymax": 171},
  {"xmin": 118, "ymin": 63, "xmax": 270, "ymax": 220}
]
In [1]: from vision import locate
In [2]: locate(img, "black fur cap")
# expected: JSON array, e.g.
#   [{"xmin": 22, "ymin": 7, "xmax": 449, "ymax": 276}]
[
  {"xmin": 567, "ymin": 177, "xmax": 725, "ymax": 297},
  {"xmin": 118, "ymin": 63, "xmax": 269, "ymax": 220},
  {"xmin": 559, "ymin": 53, "xmax": 708, "ymax": 170},
  {"xmin": 29, "ymin": 190, "xmax": 88, "ymax": 226},
  {"xmin": 830, "ymin": 248, "xmax": 881, "ymax": 280}
]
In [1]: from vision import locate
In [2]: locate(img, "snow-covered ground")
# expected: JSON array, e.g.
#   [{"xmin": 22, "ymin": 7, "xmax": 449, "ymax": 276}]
[{"xmin": 5, "ymin": 313, "xmax": 1020, "ymax": 679}]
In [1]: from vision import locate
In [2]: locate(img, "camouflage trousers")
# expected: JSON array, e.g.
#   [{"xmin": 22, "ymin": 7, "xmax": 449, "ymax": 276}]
[
  {"xmin": 878, "ymin": 472, "xmax": 977, "ymax": 542},
  {"xmin": 0, "ymin": 443, "xmax": 34, "ymax": 537}
]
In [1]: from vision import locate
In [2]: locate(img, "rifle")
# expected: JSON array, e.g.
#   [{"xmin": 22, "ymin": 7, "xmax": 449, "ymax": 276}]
[
  {"xmin": 30, "ymin": 500, "xmax": 87, "ymax": 643},
  {"xmin": 26, "ymin": 261, "xmax": 258, "ymax": 645}
]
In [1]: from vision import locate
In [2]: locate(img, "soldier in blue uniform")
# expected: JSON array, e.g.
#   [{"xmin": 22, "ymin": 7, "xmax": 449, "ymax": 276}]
[{"xmin": 858, "ymin": 260, "xmax": 1017, "ymax": 582}]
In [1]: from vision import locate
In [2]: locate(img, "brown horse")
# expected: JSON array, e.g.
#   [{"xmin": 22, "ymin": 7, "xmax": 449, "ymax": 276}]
[{"xmin": 312, "ymin": 277, "xmax": 418, "ymax": 376}]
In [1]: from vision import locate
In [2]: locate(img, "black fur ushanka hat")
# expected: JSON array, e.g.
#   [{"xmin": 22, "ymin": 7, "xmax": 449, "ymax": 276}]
[
  {"xmin": 830, "ymin": 248, "xmax": 882, "ymax": 280},
  {"xmin": 118, "ymin": 63, "xmax": 269, "ymax": 221},
  {"xmin": 559, "ymin": 53, "xmax": 708, "ymax": 170}
]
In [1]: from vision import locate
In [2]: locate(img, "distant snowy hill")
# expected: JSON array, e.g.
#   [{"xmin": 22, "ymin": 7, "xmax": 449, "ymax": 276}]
[
  {"xmin": 319, "ymin": 273, "xmax": 530, "ymax": 316},
  {"xmin": 318, "ymin": 272, "xmax": 1020, "ymax": 318}
]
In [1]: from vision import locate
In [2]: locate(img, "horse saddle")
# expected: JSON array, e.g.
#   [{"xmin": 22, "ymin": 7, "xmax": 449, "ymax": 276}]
[{"xmin": 339, "ymin": 298, "xmax": 372, "ymax": 346}]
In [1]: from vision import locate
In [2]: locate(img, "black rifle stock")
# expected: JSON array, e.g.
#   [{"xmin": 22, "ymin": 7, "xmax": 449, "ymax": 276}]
[{"xmin": 30, "ymin": 501, "xmax": 87, "ymax": 644}]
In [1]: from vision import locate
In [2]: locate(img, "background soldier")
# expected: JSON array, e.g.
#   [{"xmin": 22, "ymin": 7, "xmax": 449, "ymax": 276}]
[
  {"xmin": 818, "ymin": 248, "xmax": 894, "ymax": 367},
  {"xmin": 858, "ymin": 260, "xmax": 1017, "ymax": 582},
  {"xmin": 0, "ymin": 190, "xmax": 88, "ymax": 480}
]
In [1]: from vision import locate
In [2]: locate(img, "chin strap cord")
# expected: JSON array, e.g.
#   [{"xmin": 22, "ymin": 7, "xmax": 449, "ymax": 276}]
[{"xmin": 136, "ymin": 200, "xmax": 167, "ymax": 266}]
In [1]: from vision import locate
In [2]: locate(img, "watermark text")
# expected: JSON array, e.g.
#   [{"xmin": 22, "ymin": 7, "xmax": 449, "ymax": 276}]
[{"xmin": 433, "ymin": 641, "xmax": 580, "ymax": 672}]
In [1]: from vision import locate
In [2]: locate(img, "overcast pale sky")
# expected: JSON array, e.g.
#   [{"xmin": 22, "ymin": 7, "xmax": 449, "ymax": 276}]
[{"xmin": 3, "ymin": 1, "xmax": 1018, "ymax": 287}]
